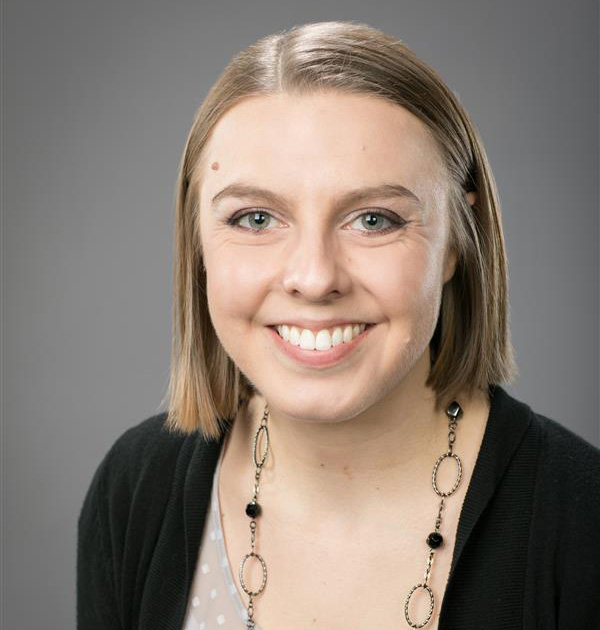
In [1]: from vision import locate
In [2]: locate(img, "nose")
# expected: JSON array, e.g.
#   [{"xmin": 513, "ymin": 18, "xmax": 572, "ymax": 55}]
[{"xmin": 281, "ymin": 227, "xmax": 352, "ymax": 301}]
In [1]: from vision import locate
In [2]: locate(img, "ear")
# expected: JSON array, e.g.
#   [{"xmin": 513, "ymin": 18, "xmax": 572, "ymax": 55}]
[
  {"xmin": 465, "ymin": 191, "xmax": 477, "ymax": 207},
  {"xmin": 443, "ymin": 247, "xmax": 458, "ymax": 284},
  {"xmin": 443, "ymin": 191, "xmax": 476, "ymax": 285}
]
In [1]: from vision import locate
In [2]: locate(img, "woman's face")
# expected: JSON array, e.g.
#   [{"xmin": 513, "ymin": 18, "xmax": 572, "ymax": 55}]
[{"xmin": 197, "ymin": 91, "xmax": 457, "ymax": 422}]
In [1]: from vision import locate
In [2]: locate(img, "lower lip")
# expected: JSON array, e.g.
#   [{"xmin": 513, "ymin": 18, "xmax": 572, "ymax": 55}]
[{"xmin": 266, "ymin": 325, "xmax": 375, "ymax": 368}]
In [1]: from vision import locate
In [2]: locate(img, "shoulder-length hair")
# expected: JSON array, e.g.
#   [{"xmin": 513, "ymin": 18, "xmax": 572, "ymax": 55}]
[{"xmin": 160, "ymin": 20, "xmax": 519, "ymax": 440}]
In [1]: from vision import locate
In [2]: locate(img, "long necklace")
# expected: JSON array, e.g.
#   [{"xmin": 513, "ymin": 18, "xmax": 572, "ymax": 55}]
[{"xmin": 239, "ymin": 400, "xmax": 464, "ymax": 629}]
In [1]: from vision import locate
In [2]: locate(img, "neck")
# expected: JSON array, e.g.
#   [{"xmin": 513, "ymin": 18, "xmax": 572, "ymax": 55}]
[{"xmin": 223, "ymin": 361, "xmax": 489, "ymax": 531}]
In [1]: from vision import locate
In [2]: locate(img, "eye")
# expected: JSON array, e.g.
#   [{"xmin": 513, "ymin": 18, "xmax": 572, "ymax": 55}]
[
  {"xmin": 347, "ymin": 210, "xmax": 407, "ymax": 235},
  {"xmin": 225, "ymin": 209, "xmax": 280, "ymax": 232}
]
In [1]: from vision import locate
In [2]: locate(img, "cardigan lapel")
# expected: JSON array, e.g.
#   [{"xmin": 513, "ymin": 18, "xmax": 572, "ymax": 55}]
[
  {"xmin": 183, "ymin": 430, "xmax": 227, "ymax": 595},
  {"xmin": 447, "ymin": 384, "xmax": 533, "ymax": 581},
  {"xmin": 137, "ymin": 427, "xmax": 225, "ymax": 630}
]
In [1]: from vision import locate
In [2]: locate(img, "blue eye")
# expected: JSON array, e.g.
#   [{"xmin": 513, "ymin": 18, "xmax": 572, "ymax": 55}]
[
  {"xmin": 226, "ymin": 210, "xmax": 275, "ymax": 231},
  {"xmin": 224, "ymin": 209, "xmax": 407, "ymax": 235},
  {"xmin": 349, "ymin": 211, "xmax": 406, "ymax": 234}
]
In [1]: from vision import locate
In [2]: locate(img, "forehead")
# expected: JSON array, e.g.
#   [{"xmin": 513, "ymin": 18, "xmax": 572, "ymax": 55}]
[{"xmin": 198, "ymin": 91, "xmax": 446, "ymax": 205}]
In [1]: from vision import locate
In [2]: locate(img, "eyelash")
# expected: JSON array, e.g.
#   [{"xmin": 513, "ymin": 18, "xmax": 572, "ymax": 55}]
[{"xmin": 223, "ymin": 208, "xmax": 408, "ymax": 236}]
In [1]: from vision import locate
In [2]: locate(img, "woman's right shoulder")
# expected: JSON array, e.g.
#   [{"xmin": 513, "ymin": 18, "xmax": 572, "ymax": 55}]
[
  {"xmin": 79, "ymin": 412, "xmax": 210, "ymax": 521},
  {"xmin": 96, "ymin": 413, "xmax": 188, "ymax": 485},
  {"xmin": 77, "ymin": 413, "xmax": 220, "ymax": 627}
]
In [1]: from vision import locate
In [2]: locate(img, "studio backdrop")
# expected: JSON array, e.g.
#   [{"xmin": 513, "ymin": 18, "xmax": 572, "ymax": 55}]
[{"xmin": 2, "ymin": 1, "xmax": 598, "ymax": 629}]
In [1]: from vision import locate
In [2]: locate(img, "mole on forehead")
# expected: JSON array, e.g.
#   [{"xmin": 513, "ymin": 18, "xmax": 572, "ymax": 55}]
[{"xmin": 210, "ymin": 161, "xmax": 220, "ymax": 170}]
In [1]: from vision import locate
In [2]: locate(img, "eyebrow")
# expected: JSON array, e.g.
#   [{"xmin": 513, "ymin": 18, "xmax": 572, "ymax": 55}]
[{"xmin": 210, "ymin": 181, "xmax": 423, "ymax": 213}]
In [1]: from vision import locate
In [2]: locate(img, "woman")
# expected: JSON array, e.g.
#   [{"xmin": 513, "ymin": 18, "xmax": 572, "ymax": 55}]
[{"xmin": 77, "ymin": 21, "xmax": 600, "ymax": 630}]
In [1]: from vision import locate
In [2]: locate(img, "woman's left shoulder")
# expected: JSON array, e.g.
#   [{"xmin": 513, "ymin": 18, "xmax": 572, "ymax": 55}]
[
  {"xmin": 532, "ymin": 409, "xmax": 600, "ymax": 469},
  {"xmin": 529, "ymin": 409, "xmax": 600, "ymax": 518},
  {"xmin": 524, "ymin": 409, "xmax": 600, "ymax": 625}
]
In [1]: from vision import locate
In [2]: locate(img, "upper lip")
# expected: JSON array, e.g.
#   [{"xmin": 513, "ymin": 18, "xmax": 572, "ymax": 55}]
[{"xmin": 267, "ymin": 318, "xmax": 374, "ymax": 332}]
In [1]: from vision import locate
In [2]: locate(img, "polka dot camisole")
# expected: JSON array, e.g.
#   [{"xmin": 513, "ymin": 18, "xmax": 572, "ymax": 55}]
[{"xmin": 181, "ymin": 436, "xmax": 263, "ymax": 630}]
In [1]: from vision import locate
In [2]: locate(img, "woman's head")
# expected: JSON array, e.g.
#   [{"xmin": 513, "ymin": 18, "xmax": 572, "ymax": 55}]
[{"xmin": 163, "ymin": 20, "xmax": 518, "ymax": 439}]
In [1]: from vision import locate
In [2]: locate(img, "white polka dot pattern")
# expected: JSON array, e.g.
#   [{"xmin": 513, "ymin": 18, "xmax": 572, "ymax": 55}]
[{"xmin": 181, "ymin": 439, "xmax": 265, "ymax": 630}]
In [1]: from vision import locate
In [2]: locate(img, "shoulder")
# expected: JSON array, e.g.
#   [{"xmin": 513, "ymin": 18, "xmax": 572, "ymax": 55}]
[
  {"xmin": 77, "ymin": 413, "xmax": 222, "ymax": 625},
  {"xmin": 78, "ymin": 412, "xmax": 224, "ymax": 568},
  {"xmin": 524, "ymin": 409, "xmax": 600, "ymax": 622},
  {"xmin": 532, "ymin": 410, "xmax": 600, "ymax": 484},
  {"xmin": 528, "ymin": 408, "xmax": 600, "ymax": 528},
  {"xmin": 88, "ymin": 413, "xmax": 190, "ymax": 496},
  {"xmin": 101, "ymin": 412, "xmax": 192, "ymax": 486},
  {"xmin": 79, "ymin": 412, "xmax": 205, "ymax": 527}
]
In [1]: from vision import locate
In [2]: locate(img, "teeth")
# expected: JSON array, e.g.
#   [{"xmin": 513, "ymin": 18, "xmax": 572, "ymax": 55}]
[
  {"xmin": 275, "ymin": 323, "xmax": 368, "ymax": 351},
  {"xmin": 344, "ymin": 325, "xmax": 353, "ymax": 343},
  {"xmin": 300, "ymin": 329, "xmax": 316, "ymax": 350}
]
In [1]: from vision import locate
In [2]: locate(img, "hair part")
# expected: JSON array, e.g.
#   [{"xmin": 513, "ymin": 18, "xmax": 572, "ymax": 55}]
[{"xmin": 159, "ymin": 20, "xmax": 519, "ymax": 440}]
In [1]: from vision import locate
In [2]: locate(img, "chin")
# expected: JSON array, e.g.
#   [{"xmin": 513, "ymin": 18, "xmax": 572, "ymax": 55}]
[{"xmin": 253, "ymin": 380, "xmax": 387, "ymax": 424}]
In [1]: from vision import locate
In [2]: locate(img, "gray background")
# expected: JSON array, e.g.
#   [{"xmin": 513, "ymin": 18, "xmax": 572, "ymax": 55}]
[{"xmin": 2, "ymin": 0, "xmax": 598, "ymax": 627}]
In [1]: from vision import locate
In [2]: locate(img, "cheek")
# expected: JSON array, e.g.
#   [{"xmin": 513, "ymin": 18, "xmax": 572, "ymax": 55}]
[
  {"xmin": 205, "ymin": 253, "xmax": 270, "ymax": 326},
  {"xmin": 361, "ymin": 245, "xmax": 442, "ymax": 315}
]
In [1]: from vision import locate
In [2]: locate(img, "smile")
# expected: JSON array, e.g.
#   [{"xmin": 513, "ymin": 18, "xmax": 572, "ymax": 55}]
[
  {"xmin": 266, "ymin": 323, "xmax": 376, "ymax": 368},
  {"xmin": 273, "ymin": 323, "xmax": 371, "ymax": 350}
]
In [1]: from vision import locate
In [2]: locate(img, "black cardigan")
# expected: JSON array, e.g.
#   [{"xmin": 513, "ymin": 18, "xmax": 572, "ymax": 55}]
[{"xmin": 77, "ymin": 385, "xmax": 600, "ymax": 629}]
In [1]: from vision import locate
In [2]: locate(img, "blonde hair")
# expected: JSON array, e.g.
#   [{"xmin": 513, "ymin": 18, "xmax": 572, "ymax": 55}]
[{"xmin": 160, "ymin": 20, "xmax": 519, "ymax": 439}]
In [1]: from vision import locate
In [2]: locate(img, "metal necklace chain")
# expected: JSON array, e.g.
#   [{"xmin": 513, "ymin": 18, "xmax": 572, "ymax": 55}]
[{"xmin": 239, "ymin": 400, "xmax": 464, "ymax": 629}]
